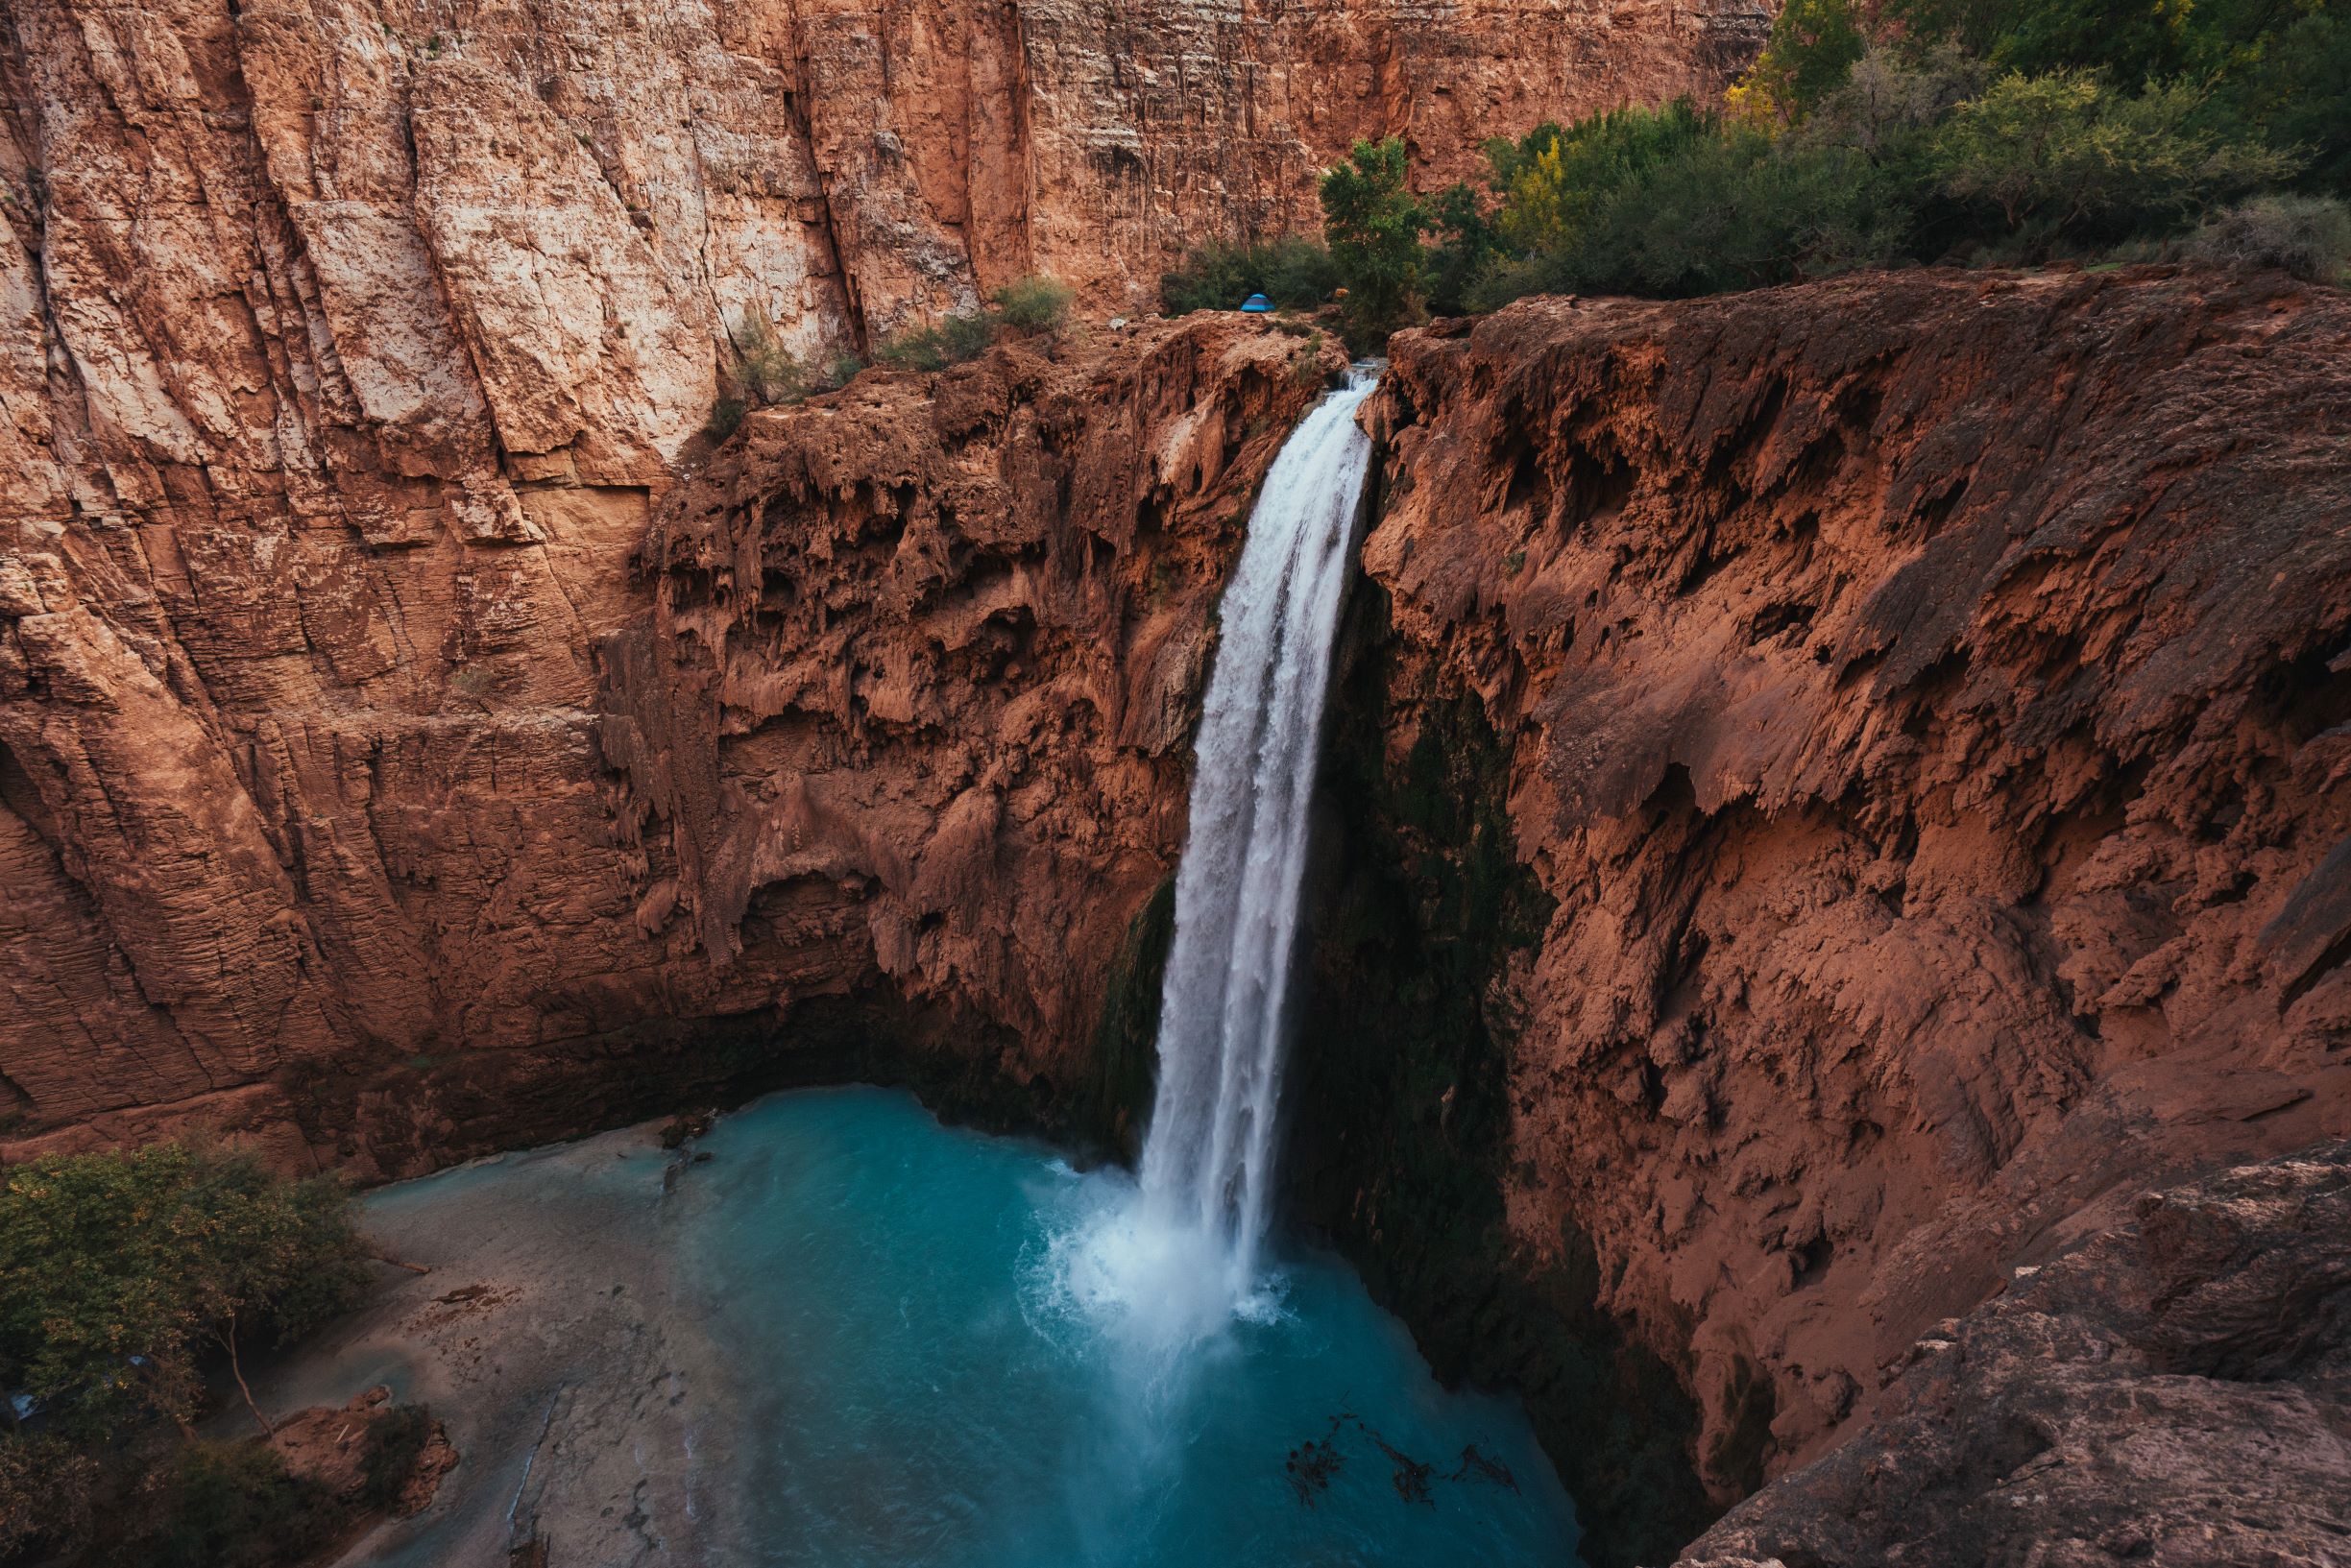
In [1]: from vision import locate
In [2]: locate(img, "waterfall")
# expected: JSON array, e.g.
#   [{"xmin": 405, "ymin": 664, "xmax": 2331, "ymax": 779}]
[{"xmin": 1133, "ymin": 368, "xmax": 1379, "ymax": 1305}]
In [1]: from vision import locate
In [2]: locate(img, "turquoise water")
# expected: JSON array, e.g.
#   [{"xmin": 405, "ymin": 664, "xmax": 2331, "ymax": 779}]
[{"xmin": 679, "ymin": 1089, "xmax": 1583, "ymax": 1568}]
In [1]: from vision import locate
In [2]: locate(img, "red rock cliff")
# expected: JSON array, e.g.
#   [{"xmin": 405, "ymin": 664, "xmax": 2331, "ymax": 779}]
[
  {"xmin": 1300, "ymin": 266, "xmax": 2348, "ymax": 1561},
  {"xmin": 0, "ymin": 314, "xmax": 1335, "ymax": 1171}
]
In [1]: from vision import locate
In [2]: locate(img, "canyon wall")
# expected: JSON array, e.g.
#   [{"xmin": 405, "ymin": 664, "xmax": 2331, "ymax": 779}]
[
  {"xmin": 9, "ymin": 74, "xmax": 2347, "ymax": 1556},
  {"xmin": 0, "ymin": 0, "xmax": 1761, "ymax": 1154},
  {"xmin": 0, "ymin": 312, "xmax": 1335, "ymax": 1172},
  {"xmin": 3, "ymin": 0, "xmax": 1765, "ymax": 379},
  {"xmin": 1286, "ymin": 267, "xmax": 2350, "ymax": 1566}
]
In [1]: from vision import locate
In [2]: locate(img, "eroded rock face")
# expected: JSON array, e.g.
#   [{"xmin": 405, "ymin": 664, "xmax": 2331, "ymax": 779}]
[
  {"xmin": 4, "ymin": 0, "xmax": 1764, "ymax": 378},
  {"xmin": 0, "ymin": 0, "xmax": 1762, "ymax": 1148},
  {"xmin": 9, "ymin": 221, "xmax": 2348, "ymax": 1568},
  {"xmin": 1326, "ymin": 268, "xmax": 2350, "ymax": 1535},
  {"xmin": 0, "ymin": 314, "xmax": 1335, "ymax": 1173},
  {"xmin": 1678, "ymin": 1144, "xmax": 2351, "ymax": 1568},
  {"xmin": 595, "ymin": 322, "xmax": 1346, "ymax": 1133}
]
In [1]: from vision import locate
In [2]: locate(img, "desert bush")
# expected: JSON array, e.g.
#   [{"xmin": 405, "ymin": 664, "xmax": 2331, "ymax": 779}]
[
  {"xmin": 873, "ymin": 306, "xmax": 997, "ymax": 372},
  {"xmin": 703, "ymin": 395, "xmax": 748, "ymax": 441},
  {"xmin": 725, "ymin": 313, "xmax": 808, "ymax": 405},
  {"xmin": 708, "ymin": 311, "xmax": 815, "ymax": 440},
  {"xmin": 990, "ymin": 275, "xmax": 1075, "ymax": 334},
  {"xmin": 359, "ymin": 1403, "xmax": 437, "ymax": 1509},
  {"xmin": 1160, "ymin": 235, "xmax": 1340, "ymax": 315},
  {"xmin": 127, "ymin": 1439, "xmax": 348, "ymax": 1568},
  {"xmin": 2184, "ymin": 193, "xmax": 2351, "ymax": 280}
]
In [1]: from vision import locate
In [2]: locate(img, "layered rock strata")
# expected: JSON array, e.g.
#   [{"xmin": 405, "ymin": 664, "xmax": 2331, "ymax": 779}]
[
  {"xmin": 0, "ymin": 314, "xmax": 1338, "ymax": 1172},
  {"xmin": 3, "ymin": 0, "xmax": 1766, "ymax": 388},
  {"xmin": 1297, "ymin": 266, "xmax": 2349, "ymax": 1564}
]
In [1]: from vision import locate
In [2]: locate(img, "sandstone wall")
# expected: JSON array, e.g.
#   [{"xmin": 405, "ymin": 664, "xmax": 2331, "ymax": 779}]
[
  {"xmin": 1318, "ymin": 268, "xmax": 2350, "ymax": 1548},
  {"xmin": 0, "ymin": 312, "xmax": 1333, "ymax": 1173},
  {"xmin": 0, "ymin": 0, "xmax": 1761, "ymax": 1158}
]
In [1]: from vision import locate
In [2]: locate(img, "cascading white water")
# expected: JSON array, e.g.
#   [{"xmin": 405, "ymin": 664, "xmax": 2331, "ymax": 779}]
[
  {"xmin": 1133, "ymin": 368, "xmax": 1380, "ymax": 1303},
  {"xmin": 1043, "ymin": 370, "xmax": 1379, "ymax": 1357}
]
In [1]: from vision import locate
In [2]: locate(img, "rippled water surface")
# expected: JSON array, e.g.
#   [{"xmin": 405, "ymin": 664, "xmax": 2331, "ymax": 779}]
[{"xmin": 679, "ymin": 1088, "xmax": 1583, "ymax": 1568}]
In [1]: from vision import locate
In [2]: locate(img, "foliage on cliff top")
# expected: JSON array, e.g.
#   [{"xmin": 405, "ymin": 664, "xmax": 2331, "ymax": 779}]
[
  {"xmin": 874, "ymin": 274, "xmax": 1077, "ymax": 373},
  {"xmin": 1320, "ymin": 0, "xmax": 2351, "ymax": 311},
  {"xmin": 710, "ymin": 276, "xmax": 1075, "ymax": 438},
  {"xmin": 1159, "ymin": 235, "xmax": 1342, "ymax": 317},
  {"xmin": 1320, "ymin": 138, "xmax": 1431, "ymax": 346}
]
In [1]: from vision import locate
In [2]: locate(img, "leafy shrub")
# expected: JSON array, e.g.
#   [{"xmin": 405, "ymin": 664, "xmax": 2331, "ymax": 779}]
[
  {"xmin": 872, "ymin": 306, "xmax": 997, "ymax": 372},
  {"xmin": 130, "ymin": 1440, "xmax": 348, "ymax": 1568},
  {"xmin": 2184, "ymin": 194, "xmax": 2351, "ymax": 281},
  {"xmin": 817, "ymin": 352, "xmax": 865, "ymax": 391},
  {"xmin": 725, "ymin": 313, "xmax": 808, "ymax": 405},
  {"xmin": 359, "ymin": 1403, "xmax": 436, "ymax": 1510},
  {"xmin": 1160, "ymin": 235, "xmax": 1339, "ymax": 315},
  {"xmin": 1929, "ymin": 72, "xmax": 2294, "ymax": 242},
  {"xmin": 0, "ymin": 1144, "xmax": 368, "ymax": 1444},
  {"xmin": 1473, "ymin": 107, "xmax": 1899, "ymax": 303},
  {"xmin": 709, "ymin": 311, "xmax": 816, "ymax": 439},
  {"xmin": 990, "ymin": 275, "xmax": 1075, "ymax": 334},
  {"xmin": 1489, "ymin": 104, "xmax": 1716, "ymax": 257},
  {"xmin": 2226, "ymin": 9, "xmax": 2351, "ymax": 193},
  {"xmin": 1422, "ymin": 180, "xmax": 1503, "ymax": 315},
  {"xmin": 940, "ymin": 309, "xmax": 995, "ymax": 360},
  {"xmin": 0, "ymin": 1434, "xmax": 97, "ymax": 1558},
  {"xmin": 704, "ymin": 395, "xmax": 748, "ymax": 441}
]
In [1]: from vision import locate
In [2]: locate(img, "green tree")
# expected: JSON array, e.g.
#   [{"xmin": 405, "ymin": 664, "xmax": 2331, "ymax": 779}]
[
  {"xmin": 1423, "ymin": 181, "xmax": 1500, "ymax": 315},
  {"xmin": 0, "ymin": 1145, "xmax": 369, "ymax": 1446},
  {"xmin": 2223, "ymin": 7, "xmax": 2351, "ymax": 193},
  {"xmin": 1731, "ymin": 0, "xmax": 1871, "ymax": 122},
  {"xmin": 1929, "ymin": 70, "xmax": 2296, "ymax": 239},
  {"xmin": 1476, "ymin": 121, "xmax": 1899, "ymax": 302},
  {"xmin": 1489, "ymin": 102, "xmax": 1716, "ymax": 257},
  {"xmin": 1320, "ymin": 136, "xmax": 1429, "ymax": 344}
]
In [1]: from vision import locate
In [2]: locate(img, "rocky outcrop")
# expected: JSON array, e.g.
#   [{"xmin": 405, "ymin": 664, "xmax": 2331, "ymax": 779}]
[
  {"xmin": 273, "ymin": 1385, "xmax": 459, "ymax": 1518},
  {"xmin": 1293, "ymin": 267, "xmax": 2349, "ymax": 1564},
  {"xmin": 0, "ymin": 313, "xmax": 1335, "ymax": 1172},
  {"xmin": 1678, "ymin": 1143, "xmax": 2351, "ymax": 1568}
]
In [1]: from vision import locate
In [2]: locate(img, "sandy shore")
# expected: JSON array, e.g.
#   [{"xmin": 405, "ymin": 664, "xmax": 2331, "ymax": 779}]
[{"xmin": 247, "ymin": 1119, "xmax": 743, "ymax": 1568}]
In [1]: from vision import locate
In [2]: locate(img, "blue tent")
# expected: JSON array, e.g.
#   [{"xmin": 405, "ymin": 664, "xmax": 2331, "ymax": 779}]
[{"xmin": 1239, "ymin": 293, "xmax": 1272, "ymax": 313}]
